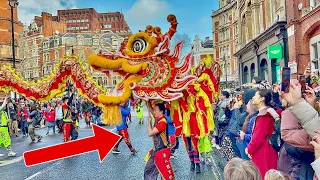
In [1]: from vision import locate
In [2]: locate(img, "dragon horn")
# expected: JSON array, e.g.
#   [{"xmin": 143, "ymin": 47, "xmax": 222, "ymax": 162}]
[{"xmin": 156, "ymin": 14, "xmax": 178, "ymax": 42}]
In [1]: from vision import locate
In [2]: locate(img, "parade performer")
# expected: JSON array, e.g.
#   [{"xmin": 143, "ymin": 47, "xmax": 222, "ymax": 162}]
[
  {"xmin": 127, "ymin": 99, "xmax": 132, "ymax": 123},
  {"xmin": 70, "ymin": 105, "xmax": 79, "ymax": 140},
  {"xmin": 135, "ymin": 101, "xmax": 144, "ymax": 124},
  {"xmin": 112, "ymin": 100, "xmax": 137, "ymax": 155},
  {"xmin": 163, "ymin": 105, "xmax": 177, "ymax": 159},
  {"xmin": 0, "ymin": 95, "xmax": 16, "ymax": 157},
  {"xmin": 144, "ymin": 103, "xmax": 174, "ymax": 180},
  {"xmin": 62, "ymin": 88, "xmax": 75, "ymax": 142}
]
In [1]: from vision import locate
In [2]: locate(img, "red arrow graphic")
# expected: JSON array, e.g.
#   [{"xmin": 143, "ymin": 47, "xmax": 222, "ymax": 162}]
[{"xmin": 23, "ymin": 124, "xmax": 121, "ymax": 167}]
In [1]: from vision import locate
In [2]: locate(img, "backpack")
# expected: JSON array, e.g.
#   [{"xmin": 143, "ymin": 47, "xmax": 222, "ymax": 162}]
[
  {"xmin": 33, "ymin": 110, "xmax": 42, "ymax": 123},
  {"xmin": 267, "ymin": 120, "xmax": 283, "ymax": 152}
]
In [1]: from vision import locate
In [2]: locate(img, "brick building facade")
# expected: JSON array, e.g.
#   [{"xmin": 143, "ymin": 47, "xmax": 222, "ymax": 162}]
[
  {"xmin": 0, "ymin": 0, "xmax": 23, "ymax": 67},
  {"xmin": 286, "ymin": 0, "xmax": 320, "ymax": 75},
  {"xmin": 57, "ymin": 8, "xmax": 131, "ymax": 38},
  {"xmin": 212, "ymin": 0, "xmax": 239, "ymax": 88},
  {"xmin": 19, "ymin": 9, "xmax": 132, "ymax": 89}
]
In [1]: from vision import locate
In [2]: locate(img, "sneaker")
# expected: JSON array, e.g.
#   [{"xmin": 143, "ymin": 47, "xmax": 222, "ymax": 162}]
[
  {"xmin": 205, "ymin": 160, "xmax": 214, "ymax": 166},
  {"xmin": 216, "ymin": 145, "xmax": 221, "ymax": 150},
  {"xmin": 112, "ymin": 149, "xmax": 121, "ymax": 154},
  {"xmin": 131, "ymin": 149, "xmax": 137, "ymax": 155},
  {"xmin": 31, "ymin": 139, "xmax": 36, "ymax": 142},
  {"xmin": 170, "ymin": 155, "xmax": 177, "ymax": 159},
  {"xmin": 46, "ymin": 132, "xmax": 49, "ymax": 136},
  {"xmin": 38, "ymin": 136, "xmax": 43, "ymax": 142},
  {"xmin": 0, "ymin": 153, "xmax": 5, "ymax": 157},
  {"xmin": 8, "ymin": 152, "xmax": 16, "ymax": 157},
  {"xmin": 22, "ymin": 134, "xmax": 26, "ymax": 137}
]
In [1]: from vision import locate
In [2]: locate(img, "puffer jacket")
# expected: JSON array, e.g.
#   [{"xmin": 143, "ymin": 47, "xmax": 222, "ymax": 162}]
[
  {"xmin": 281, "ymin": 109, "xmax": 313, "ymax": 152},
  {"xmin": 289, "ymin": 99, "xmax": 320, "ymax": 137}
]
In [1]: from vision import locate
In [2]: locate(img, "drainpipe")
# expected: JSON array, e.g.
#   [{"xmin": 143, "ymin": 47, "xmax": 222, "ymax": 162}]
[{"xmin": 253, "ymin": 40, "xmax": 260, "ymax": 78}]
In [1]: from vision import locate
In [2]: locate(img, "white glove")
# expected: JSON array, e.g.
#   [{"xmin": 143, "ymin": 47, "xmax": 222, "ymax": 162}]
[{"xmin": 267, "ymin": 108, "xmax": 279, "ymax": 120}]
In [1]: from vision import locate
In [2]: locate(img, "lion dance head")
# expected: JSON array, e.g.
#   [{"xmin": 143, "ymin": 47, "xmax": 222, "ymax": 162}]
[{"xmin": 88, "ymin": 14, "xmax": 197, "ymax": 104}]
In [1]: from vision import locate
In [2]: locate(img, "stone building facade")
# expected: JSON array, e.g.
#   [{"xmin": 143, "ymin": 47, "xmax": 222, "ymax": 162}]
[
  {"xmin": 234, "ymin": 0, "xmax": 288, "ymax": 84},
  {"xmin": 212, "ymin": 0, "xmax": 239, "ymax": 88},
  {"xmin": 0, "ymin": 0, "xmax": 23, "ymax": 67},
  {"xmin": 286, "ymin": 0, "xmax": 320, "ymax": 75},
  {"xmin": 191, "ymin": 35, "xmax": 214, "ymax": 67}
]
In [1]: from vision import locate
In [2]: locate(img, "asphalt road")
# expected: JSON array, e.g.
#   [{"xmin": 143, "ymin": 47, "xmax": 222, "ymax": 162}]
[{"xmin": 0, "ymin": 110, "xmax": 226, "ymax": 180}]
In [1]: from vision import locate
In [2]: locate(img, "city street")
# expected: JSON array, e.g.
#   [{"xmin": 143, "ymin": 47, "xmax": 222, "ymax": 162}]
[{"xmin": 0, "ymin": 110, "xmax": 225, "ymax": 180}]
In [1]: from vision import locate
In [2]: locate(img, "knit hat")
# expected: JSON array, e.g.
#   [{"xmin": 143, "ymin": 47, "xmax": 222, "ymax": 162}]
[
  {"xmin": 253, "ymin": 76, "xmax": 262, "ymax": 84},
  {"xmin": 244, "ymin": 89, "xmax": 257, "ymax": 104}
]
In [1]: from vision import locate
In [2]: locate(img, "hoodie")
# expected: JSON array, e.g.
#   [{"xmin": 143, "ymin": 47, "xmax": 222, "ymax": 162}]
[{"xmin": 116, "ymin": 106, "xmax": 130, "ymax": 131}]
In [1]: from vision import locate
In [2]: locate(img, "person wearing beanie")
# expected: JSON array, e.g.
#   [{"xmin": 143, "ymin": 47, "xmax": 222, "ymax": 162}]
[
  {"xmin": 244, "ymin": 89, "xmax": 257, "ymax": 105},
  {"xmin": 252, "ymin": 77, "xmax": 262, "ymax": 84}
]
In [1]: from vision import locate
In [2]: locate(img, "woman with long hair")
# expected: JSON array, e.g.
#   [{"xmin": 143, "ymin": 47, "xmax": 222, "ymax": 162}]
[
  {"xmin": 245, "ymin": 89, "xmax": 278, "ymax": 178},
  {"xmin": 144, "ymin": 103, "xmax": 174, "ymax": 180}
]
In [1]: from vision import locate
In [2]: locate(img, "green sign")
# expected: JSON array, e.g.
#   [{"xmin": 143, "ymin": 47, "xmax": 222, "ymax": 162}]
[{"xmin": 268, "ymin": 45, "xmax": 283, "ymax": 59}]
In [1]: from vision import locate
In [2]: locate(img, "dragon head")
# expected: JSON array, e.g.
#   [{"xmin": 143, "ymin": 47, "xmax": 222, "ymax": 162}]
[{"xmin": 88, "ymin": 14, "xmax": 197, "ymax": 105}]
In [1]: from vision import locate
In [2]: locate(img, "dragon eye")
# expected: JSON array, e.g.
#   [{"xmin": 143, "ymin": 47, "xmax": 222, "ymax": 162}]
[{"xmin": 132, "ymin": 38, "xmax": 147, "ymax": 53}]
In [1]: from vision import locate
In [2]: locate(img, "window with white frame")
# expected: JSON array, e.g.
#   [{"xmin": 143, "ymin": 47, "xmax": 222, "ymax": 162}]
[
  {"xmin": 310, "ymin": 34, "xmax": 320, "ymax": 73},
  {"xmin": 112, "ymin": 76, "xmax": 117, "ymax": 85}
]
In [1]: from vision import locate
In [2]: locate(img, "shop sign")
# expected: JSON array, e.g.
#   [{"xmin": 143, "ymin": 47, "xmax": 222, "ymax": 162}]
[{"xmin": 268, "ymin": 45, "xmax": 283, "ymax": 59}]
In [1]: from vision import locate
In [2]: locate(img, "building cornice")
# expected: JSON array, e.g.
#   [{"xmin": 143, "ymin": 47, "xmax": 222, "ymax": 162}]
[
  {"xmin": 234, "ymin": 21, "xmax": 287, "ymax": 57},
  {"xmin": 212, "ymin": 1, "xmax": 237, "ymax": 18},
  {"xmin": 300, "ymin": 6, "xmax": 320, "ymax": 23}
]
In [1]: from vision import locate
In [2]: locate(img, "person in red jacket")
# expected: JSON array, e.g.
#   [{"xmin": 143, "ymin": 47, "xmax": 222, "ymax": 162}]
[
  {"xmin": 44, "ymin": 103, "xmax": 56, "ymax": 135},
  {"xmin": 245, "ymin": 89, "xmax": 278, "ymax": 179}
]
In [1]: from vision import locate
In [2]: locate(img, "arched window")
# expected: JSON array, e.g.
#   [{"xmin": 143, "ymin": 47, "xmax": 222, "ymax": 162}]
[
  {"xmin": 250, "ymin": 63, "xmax": 255, "ymax": 81},
  {"xmin": 243, "ymin": 66, "xmax": 249, "ymax": 84},
  {"xmin": 260, "ymin": 59, "xmax": 268, "ymax": 81}
]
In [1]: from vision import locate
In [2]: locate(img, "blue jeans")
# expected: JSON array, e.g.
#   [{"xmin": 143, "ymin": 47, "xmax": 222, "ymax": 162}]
[
  {"xmin": 92, "ymin": 115, "xmax": 101, "ymax": 125},
  {"xmin": 236, "ymin": 140, "xmax": 250, "ymax": 160}
]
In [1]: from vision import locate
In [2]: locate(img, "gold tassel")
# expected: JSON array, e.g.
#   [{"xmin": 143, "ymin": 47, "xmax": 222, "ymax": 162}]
[{"xmin": 102, "ymin": 105, "xmax": 121, "ymax": 125}]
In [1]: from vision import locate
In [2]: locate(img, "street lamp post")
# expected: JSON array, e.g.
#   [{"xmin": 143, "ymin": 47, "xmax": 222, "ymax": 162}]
[
  {"xmin": 8, "ymin": 0, "xmax": 18, "ymax": 69},
  {"xmin": 8, "ymin": 0, "xmax": 19, "ymax": 100}
]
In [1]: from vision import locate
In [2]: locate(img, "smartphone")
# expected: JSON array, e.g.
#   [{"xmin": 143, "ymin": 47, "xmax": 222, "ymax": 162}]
[
  {"xmin": 299, "ymin": 75, "xmax": 306, "ymax": 93},
  {"xmin": 281, "ymin": 67, "xmax": 291, "ymax": 92}
]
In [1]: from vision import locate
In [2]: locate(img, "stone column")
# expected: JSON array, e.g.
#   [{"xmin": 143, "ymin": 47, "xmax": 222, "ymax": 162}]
[
  {"xmin": 252, "ymin": 5, "xmax": 260, "ymax": 38},
  {"xmin": 246, "ymin": 10, "xmax": 253, "ymax": 42},
  {"xmin": 260, "ymin": 1, "xmax": 264, "ymax": 33}
]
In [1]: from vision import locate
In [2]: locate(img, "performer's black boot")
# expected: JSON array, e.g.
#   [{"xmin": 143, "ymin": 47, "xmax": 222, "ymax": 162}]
[
  {"xmin": 190, "ymin": 162, "xmax": 195, "ymax": 171},
  {"xmin": 195, "ymin": 163, "xmax": 201, "ymax": 173}
]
